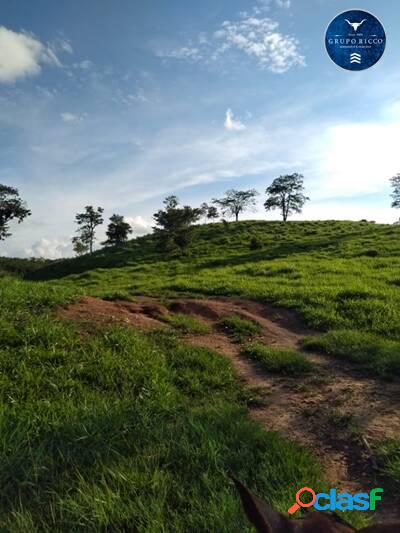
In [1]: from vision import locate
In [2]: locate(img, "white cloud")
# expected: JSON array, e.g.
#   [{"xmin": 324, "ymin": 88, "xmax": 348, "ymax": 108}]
[
  {"xmin": 275, "ymin": 0, "xmax": 291, "ymax": 8},
  {"xmin": 125, "ymin": 215, "xmax": 152, "ymax": 236},
  {"xmin": 224, "ymin": 108, "xmax": 246, "ymax": 131},
  {"xmin": 254, "ymin": 0, "xmax": 291, "ymax": 13},
  {"xmin": 214, "ymin": 17, "xmax": 305, "ymax": 73},
  {"xmin": 61, "ymin": 112, "xmax": 86, "ymax": 124},
  {"xmin": 57, "ymin": 38, "xmax": 73, "ymax": 54},
  {"xmin": 126, "ymin": 89, "xmax": 150, "ymax": 104},
  {"xmin": 0, "ymin": 26, "xmax": 61, "ymax": 83},
  {"xmin": 25, "ymin": 238, "xmax": 72, "ymax": 259},
  {"xmin": 111, "ymin": 88, "xmax": 152, "ymax": 106},
  {"xmin": 157, "ymin": 47, "xmax": 201, "ymax": 61},
  {"xmin": 157, "ymin": 14, "xmax": 304, "ymax": 74},
  {"xmin": 73, "ymin": 59, "xmax": 92, "ymax": 70}
]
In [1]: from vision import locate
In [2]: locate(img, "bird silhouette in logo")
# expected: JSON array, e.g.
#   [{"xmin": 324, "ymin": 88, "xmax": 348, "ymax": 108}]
[{"xmin": 345, "ymin": 19, "xmax": 367, "ymax": 31}]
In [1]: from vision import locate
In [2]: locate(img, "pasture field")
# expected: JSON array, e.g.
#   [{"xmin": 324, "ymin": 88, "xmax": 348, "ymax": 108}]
[
  {"xmin": 33, "ymin": 220, "xmax": 400, "ymax": 378},
  {"xmin": 2, "ymin": 219, "xmax": 400, "ymax": 530},
  {"xmin": 0, "ymin": 276, "xmax": 336, "ymax": 531}
]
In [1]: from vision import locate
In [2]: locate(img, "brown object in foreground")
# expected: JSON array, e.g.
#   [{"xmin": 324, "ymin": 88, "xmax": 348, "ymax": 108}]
[{"xmin": 231, "ymin": 477, "xmax": 400, "ymax": 532}]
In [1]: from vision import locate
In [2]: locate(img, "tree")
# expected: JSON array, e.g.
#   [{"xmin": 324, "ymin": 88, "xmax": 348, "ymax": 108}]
[
  {"xmin": 0, "ymin": 184, "xmax": 31, "ymax": 241},
  {"xmin": 74, "ymin": 206, "xmax": 104, "ymax": 254},
  {"xmin": 102, "ymin": 214, "xmax": 132, "ymax": 246},
  {"xmin": 390, "ymin": 174, "xmax": 400, "ymax": 210},
  {"xmin": 212, "ymin": 189, "xmax": 259, "ymax": 222},
  {"xmin": 72, "ymin": 236, "xmax": 89, "ymax": 256},
  {"xmin": 264, "ymin": 173, "xmax": 309, "ymax": 221},
  {"xmin": 153, "ymin": 196, "xmax": 202, "ymax": 253},
  {"xmin": 207, "ymin": 205, "xmax": 219, "ymax": 221},
  {"xmin": 200, "ymin": 202, "xmax": 210, "ymax": 223}
]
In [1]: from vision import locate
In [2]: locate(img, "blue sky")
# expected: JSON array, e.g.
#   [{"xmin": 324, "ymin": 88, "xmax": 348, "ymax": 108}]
[{"xmin": 1, "ymin": 0, "xmax": 400, "ymax": 257}]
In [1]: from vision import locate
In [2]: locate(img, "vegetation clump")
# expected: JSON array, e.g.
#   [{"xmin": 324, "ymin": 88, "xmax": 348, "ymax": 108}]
[
  {"xmin": 243, "ymin": 342, "xmax": 314, "ymax": 375},
  {"xmin": 219, "ymin": 315, "xmax": 262, "ymax": 343}
]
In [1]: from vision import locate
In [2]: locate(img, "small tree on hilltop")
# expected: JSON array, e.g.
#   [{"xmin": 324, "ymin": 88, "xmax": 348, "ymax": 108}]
[
  {"xmin": 0, "ymin": 184, "xmax": 31, "ymax": 241},
  {"xmin": 74, "ymin": 205, "xmax": 104, "ymax": 254},
  {"xmin": 207, "ymin": 205, "xmax": 219, "ymax": 221},
  {"xmin": 200, "ymin": 202, "xmax": 209, "ymax": 223},
  {"xmin": 212, "ymin": 189, "xmax": 259, "ymax": 222},
  {"xmin": 102, "ymin": 214, "xmax": 132, "ymax": 247},
  {"xmin": 72, "ymin": 236, "xmax": 89, "ymax": 256},
  {"xmin": 390, "ymin": 174, "xmax": 400, "ymax": 214},
  {"xmin": 153, "ymin": 195, "xmax": 202, "ymax": 253},
  {"xmin": 264, "ymin": 173, "xmax": 309, "ymax": 222}
]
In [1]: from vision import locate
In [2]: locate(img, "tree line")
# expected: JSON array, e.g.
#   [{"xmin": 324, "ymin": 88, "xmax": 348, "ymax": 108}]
[{"xmin": 1, "ymin": 172, "xmax": 400, "ymax": 256}]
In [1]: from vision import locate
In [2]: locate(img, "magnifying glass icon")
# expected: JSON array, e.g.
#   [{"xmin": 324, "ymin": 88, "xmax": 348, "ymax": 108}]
[{"xmin": 288, "ymin": 487, "xmax": 316, "ymax": 515}]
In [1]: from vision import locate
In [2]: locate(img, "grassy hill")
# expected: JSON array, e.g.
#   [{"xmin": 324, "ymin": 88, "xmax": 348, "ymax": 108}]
[
  {"xmin": 1, "ymin": 219, "xmax": 400, "ymax": 530},
  {"xmin": 32, "ymin": 220, "xmax": 400, "ymax": 377}
]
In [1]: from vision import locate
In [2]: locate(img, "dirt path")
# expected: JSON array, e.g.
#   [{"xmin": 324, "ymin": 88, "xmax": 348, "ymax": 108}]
[{"xmin": 57, "ymin": 295, "xmax": 400, "ymax": 519}]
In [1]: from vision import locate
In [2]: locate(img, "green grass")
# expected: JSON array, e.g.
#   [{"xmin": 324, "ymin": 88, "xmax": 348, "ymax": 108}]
[
  {"xmin": 1, "ymin": 275, "xmax": 363, "ymax": 531},
  {"xmin": 242, "ymin": 342, "xmax": 314, "ymax": 375},
  {"xmin": 377, "ymin": 439, "xmax": 400, "ymax": 485},
  {"xmin": 2, "ymin": 219, "xmax": 399, "ymax": 528},
  {"xmin": 27, "ymin": 220, "xmax": 400, "ymax": 378},
  {"xmin": 303, "ymin": 330, "xmax": 400, "ymax": 378},
  {"xmin": 219, "ymin": 315, "xmax": 262, "ymax": 343},
  {"xmin": 160, "ymin": 312, "xmax": 212, "ymax": 334}
]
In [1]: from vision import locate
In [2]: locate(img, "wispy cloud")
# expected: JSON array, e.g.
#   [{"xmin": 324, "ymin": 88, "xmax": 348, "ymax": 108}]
[
  {"xmin": 61, "ymin": 112, "xmax": 86, "ymax": 124},
  {"xmin": 73, "ymin": 59, "xmax": 93, "ymax": 70},
  {"xmin": 214, "ymin": 17, "xmax": 304, "ymax": 73},
  {"xmin": 156, "ymin": 46, "xmax": 201, "ymax": 61},
  {"xmin": 156, "ymin": 11, "xmax": 304, "ymax": 74},
  {"xmin": 249, "ymin": 0, "xmax": 291, "ymax": 15},
  {"xmin": 224, "ymin": 108, "xmax": 246, "ymax": 131}
]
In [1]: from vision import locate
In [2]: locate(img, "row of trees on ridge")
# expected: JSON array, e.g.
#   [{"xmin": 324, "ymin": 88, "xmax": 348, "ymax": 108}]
[{"xmin": 2, "ymin": 173, "xmax": 400, "ymax": 256}]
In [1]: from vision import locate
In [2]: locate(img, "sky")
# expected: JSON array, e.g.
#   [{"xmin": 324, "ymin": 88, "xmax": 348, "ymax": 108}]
[{"xmin": 1, "ymin": 0, "xmax": 400, "ymax": 258}]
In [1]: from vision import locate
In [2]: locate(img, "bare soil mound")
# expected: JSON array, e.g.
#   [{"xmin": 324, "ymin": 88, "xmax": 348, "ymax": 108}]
[{"xmin": 57, "ymin": 296, "xmax": 168, "ymax": 330}]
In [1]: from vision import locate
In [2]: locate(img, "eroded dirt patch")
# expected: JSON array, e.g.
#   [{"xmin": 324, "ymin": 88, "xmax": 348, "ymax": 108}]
[
  {"xmin": 57, "ymin": 296, "xmax": 168, "ymax": 331},
  {"xmin": 58, "ymin": 295, "xmax": 400, "ymax": 519}
]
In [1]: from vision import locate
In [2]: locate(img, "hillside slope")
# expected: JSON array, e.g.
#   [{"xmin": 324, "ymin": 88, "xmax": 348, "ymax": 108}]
[
  {"xmin": 1, "ymin": 220, "xmax": 400, "ymax": 529},
  {"xmin": 30, "ymin": 220, "xmax": 400, "ymax": 377}
]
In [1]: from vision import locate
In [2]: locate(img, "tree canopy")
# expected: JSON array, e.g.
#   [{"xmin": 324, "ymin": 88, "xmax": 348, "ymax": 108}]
[
  {"xmin": 212, "ymin": 189, "xmax": 258, "ymax": 222},
  {"xmin": 74, "ymin": 206, "xmax": 104, "ymax": 254},
  {"xmin": 103, "ymin": 214, "xmax": 133, "ymax": 247},
  {"xmin": 264, "ymin": 173, "xmax": 309, "ymax": 221},
  {"xmin": 390, "ymin": 174, "xmax": 400, "ymax": 209},
  {"xmin": 0, "ymin": 184, "xmax": 31, "ymax": 241},
  {"xmin": 153, "ymin": 196, "xmax": 202, "ymax": 253}
]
